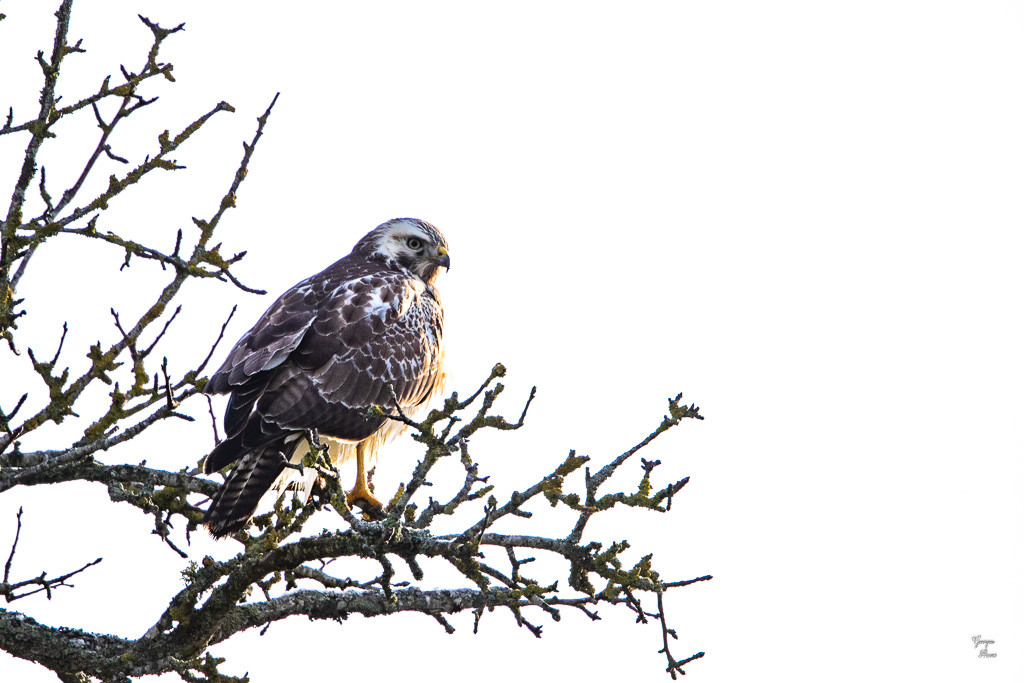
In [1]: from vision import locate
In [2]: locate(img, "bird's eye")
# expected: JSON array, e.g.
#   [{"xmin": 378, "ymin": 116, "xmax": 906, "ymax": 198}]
[{"xmin": 406, "ymin": 237, "xmax": 423, "ymax": 250}]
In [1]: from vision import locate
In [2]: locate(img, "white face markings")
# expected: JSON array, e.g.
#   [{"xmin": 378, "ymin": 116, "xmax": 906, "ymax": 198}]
[
  {"xmin": 364, "ymin": 219, "xmax": 450, "ymax": 285},
  {"xmin": 372, "ymin": 220, "xmax": 434, "ymax": 263}
]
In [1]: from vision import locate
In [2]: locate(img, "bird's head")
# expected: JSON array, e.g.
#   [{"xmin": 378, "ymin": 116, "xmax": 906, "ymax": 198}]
[{"xmin": 356, "ymin": 218, "xmax": 450, "ymax": 284}]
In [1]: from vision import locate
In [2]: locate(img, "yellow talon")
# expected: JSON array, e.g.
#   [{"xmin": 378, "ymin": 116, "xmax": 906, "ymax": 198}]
[{"xmin": 345, "ymin": 481, "xmax": 384, "ymax": 511}]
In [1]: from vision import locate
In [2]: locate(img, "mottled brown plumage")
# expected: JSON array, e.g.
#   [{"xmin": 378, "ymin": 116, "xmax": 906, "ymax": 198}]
[{"xmin": 202, "ymin": 218, "xmax": 449, "ymax": 537}]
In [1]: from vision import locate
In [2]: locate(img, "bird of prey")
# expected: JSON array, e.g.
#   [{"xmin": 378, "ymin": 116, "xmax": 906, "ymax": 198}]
[{"xmin": 201, "ymin": 218, "xmax": 449, "ymax": 537}]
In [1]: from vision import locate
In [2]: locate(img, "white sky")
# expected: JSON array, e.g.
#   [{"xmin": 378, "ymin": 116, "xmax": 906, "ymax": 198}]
[{"xmin": 1, "ymin": 1, "xmax": 1023, "ymax": 681}]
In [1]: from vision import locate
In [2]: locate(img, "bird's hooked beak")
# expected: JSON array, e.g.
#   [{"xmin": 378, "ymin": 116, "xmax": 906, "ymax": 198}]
[{"xmin": 436, "ymin": 245, "xmax": 451, "ymax": 271}]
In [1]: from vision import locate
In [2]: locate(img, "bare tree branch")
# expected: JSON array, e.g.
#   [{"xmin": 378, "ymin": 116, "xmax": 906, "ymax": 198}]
[
  {"xmin": 1, "ymin": 508, "xmax": 103, "ymax": 603},
  {"xmin": 0, "ymin": 4, "xmax": 708, "ymax": 681}
]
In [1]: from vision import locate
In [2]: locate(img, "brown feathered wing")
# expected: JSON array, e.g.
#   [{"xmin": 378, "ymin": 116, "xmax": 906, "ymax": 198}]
[{"xmin": 202, "ymin": 256, "xmax": 444, "ymax": 536}]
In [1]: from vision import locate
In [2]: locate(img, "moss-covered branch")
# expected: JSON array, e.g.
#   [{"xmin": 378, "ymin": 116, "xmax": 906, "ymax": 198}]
[
  {"xmin": 0, "ymin": 3, "xmax": 708, "ymax": 681},
  {"xmin": 6, "ymin": 366, "xmax": 708, "ymax": 680}
]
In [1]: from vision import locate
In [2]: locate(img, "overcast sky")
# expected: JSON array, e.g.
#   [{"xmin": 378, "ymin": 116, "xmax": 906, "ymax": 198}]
[{"xmin": 1, "ymin": 1, "xmax": 1022, "ymax": 681}]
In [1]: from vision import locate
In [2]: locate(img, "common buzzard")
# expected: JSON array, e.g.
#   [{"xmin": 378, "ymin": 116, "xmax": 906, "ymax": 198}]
[{"xmin": 201, "ymin": 218, "xmax": 449, "ymax": 537}]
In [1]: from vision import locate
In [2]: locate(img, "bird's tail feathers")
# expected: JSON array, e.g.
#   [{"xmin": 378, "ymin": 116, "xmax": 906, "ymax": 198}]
[
  {"xmin": 203, "ymin": 433, "xmax": 244, "ymax": 475},
  {"xmin": 203, "ymin": 440, "xmax": 290, "ymax": 538}
]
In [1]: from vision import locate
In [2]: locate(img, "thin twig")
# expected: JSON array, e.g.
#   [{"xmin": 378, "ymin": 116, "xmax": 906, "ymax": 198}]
[
  {"xmin": 205, "ymin": 395, "xmax": 220, "ymax": 446},
  {"xmin": 196, "ymin": 305, "xmax": 236, "ymax": 375},
  {"xmin": 657, "ymin": 591, "xmax": 705, "ymax": 679},
  {"xmin": 3, "ymin": 507, "xmax": 24, "ymax": 584}
]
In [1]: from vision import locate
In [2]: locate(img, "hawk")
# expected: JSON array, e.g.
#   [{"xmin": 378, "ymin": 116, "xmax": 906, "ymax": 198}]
[{"xmin": 201, "ymin": 218, "xmax": 449, "ymax": 537}]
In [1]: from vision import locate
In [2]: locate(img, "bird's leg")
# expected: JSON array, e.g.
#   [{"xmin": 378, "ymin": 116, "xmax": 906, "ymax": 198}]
[{"xmin": 346, "ymin": 441, "xmax": 384, "ymax": 513}]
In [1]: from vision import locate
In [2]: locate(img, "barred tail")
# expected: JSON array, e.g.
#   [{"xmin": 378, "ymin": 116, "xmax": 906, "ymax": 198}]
[{"xmin": 203, "ymin": 440, "xmax": 289, "ymax": 537}]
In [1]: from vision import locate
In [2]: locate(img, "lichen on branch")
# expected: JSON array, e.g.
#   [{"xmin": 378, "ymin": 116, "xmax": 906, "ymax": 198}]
[{"xmin": 0, "ymin": 3, "xmax": 709, "ymax": 681}]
